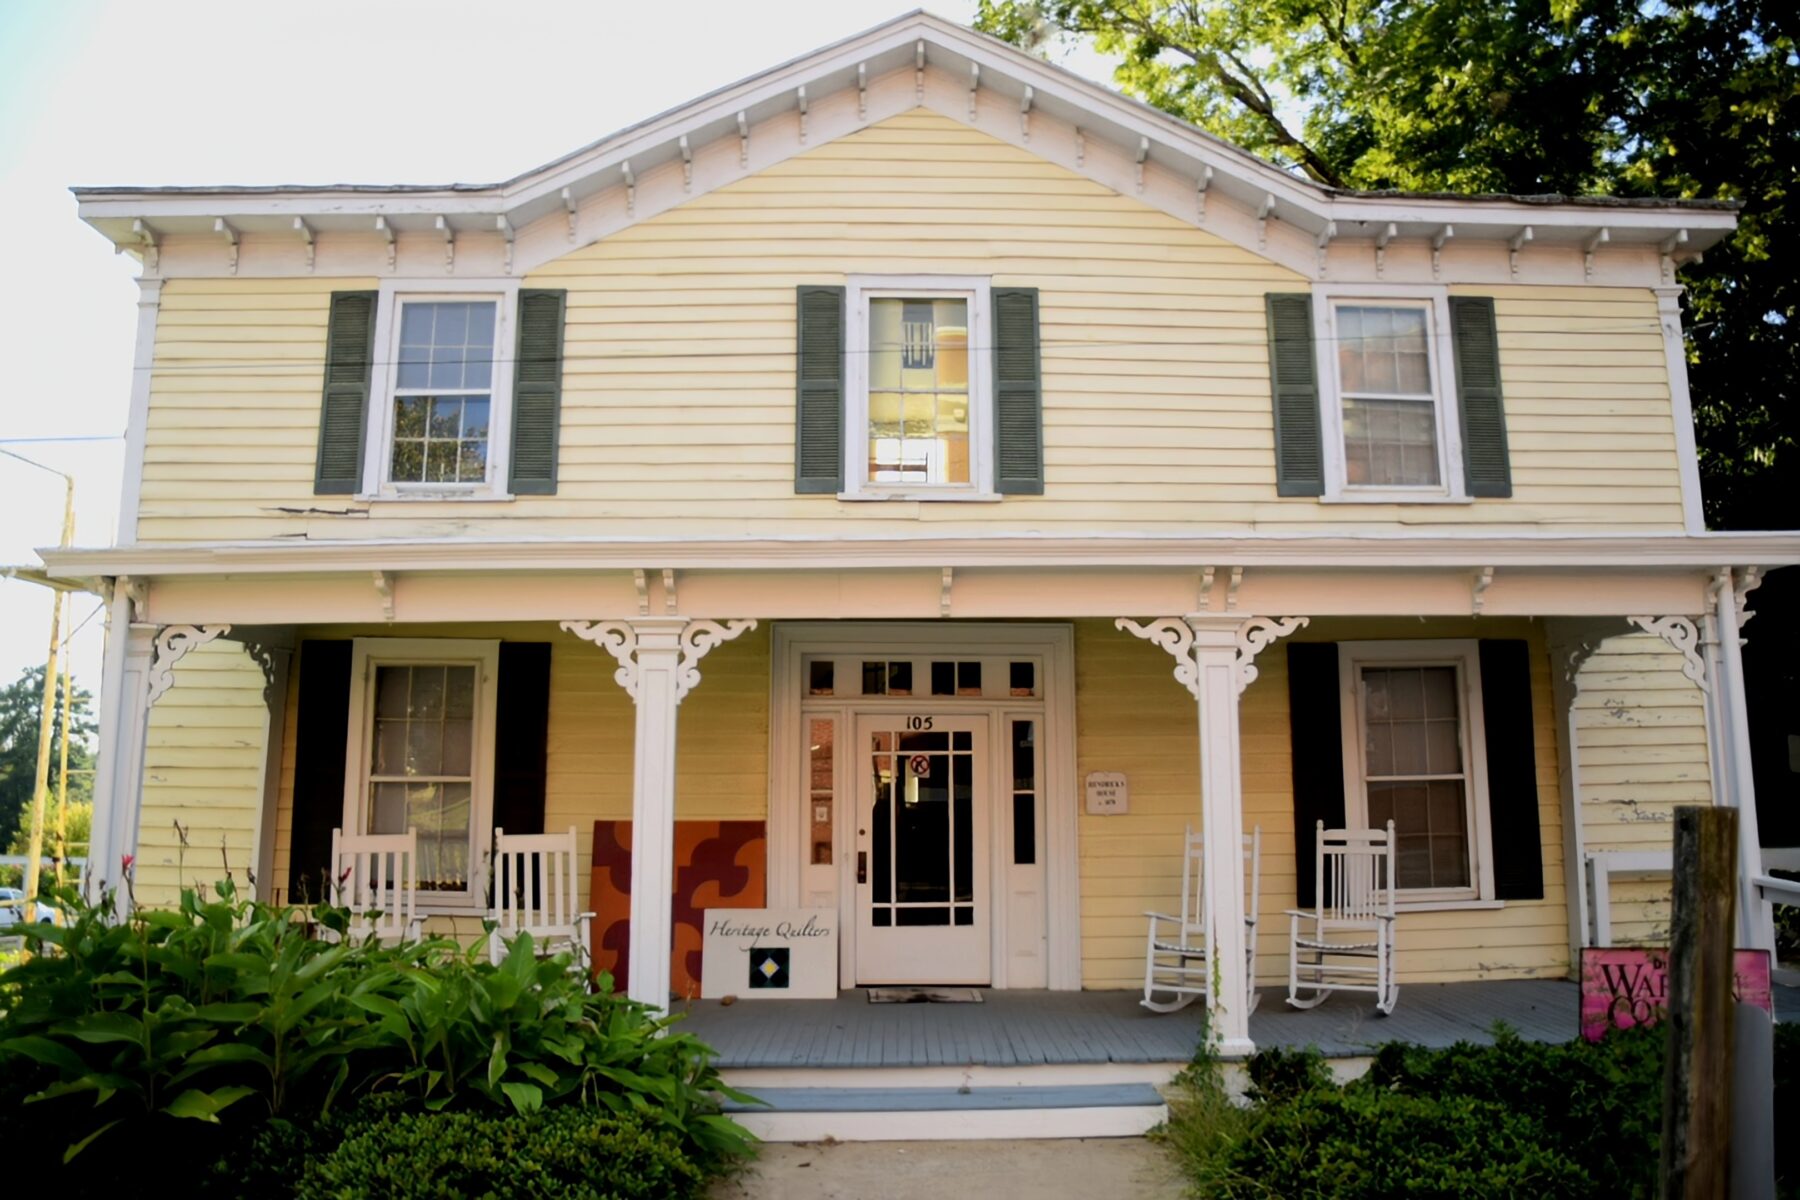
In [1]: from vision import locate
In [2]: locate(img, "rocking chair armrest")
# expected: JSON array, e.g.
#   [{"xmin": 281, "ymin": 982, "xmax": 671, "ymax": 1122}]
[{"xmin": 1142, "ymin": 909, "xmax": 1183, "ymax": 923}]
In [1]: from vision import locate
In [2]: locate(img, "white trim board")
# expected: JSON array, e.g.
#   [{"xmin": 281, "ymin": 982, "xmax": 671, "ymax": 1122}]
[{"xmin": 43, "ymin": 531, "xmax": 1800, "ymax": 579}]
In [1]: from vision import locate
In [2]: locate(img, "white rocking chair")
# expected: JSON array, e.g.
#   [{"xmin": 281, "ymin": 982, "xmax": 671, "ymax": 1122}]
[
  {"xmin": 1141, "ymin": 824, "xmax": 1262, "ymax": 1015},
  {"xmin": 1286, "ymin": 820, "xmax": 1399, "ymax": 1015},
  {"xmin": 324, "ymin": 827, "xmax": 424, "ymax": 945},
  {"xmin": 488, "ymin": 825, "xmax": 594, "ymax": 968}
]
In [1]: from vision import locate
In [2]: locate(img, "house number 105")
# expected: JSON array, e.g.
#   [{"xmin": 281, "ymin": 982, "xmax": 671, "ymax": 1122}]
[{"xmin": 905, "ymin": 716, "xmax": 935, "ymax": 730}]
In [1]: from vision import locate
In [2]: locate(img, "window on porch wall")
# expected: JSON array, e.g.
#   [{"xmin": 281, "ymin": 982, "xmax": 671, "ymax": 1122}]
[
  {"xmin": 1338, "ymin": 639, "xmax": 1493, "ymax": 904},
  {"xmin": 367, "ymin": 664, "xmax": 476, "ymax": 890},
  {"xmin": 1358, "ymin": 666, "xmax": 1469, "ymax": 890}
]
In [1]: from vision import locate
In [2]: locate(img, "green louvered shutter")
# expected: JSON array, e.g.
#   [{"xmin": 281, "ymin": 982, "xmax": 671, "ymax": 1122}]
[
  {"xmin": 509, "ymin": 289, "xmax": 566, "ymax": 495},
  {"xmin": 313, "ymin": 291, "xmax": 377, "ymax": 494},
  {"xmin": 992, "ymin": 287, "xmax": 1044, "ymax": 495},
  {"xmin": 794, "ymin": 285, "xmax": 845, "ymax": 494},
  {"xmin": 1450, "ymin": 296, "xmax": 1512, "ymax": 498},
  {"xmin": 1266, "ymin": 293, "xmax": 1324, "ymax": 497}
]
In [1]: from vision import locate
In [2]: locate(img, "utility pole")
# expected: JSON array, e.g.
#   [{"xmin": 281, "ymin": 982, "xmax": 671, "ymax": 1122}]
[
  {"xmin": 4, "ymin": 447, "xmax": 76, "ymax": 924},
  {"xmin": 55, "ymin": 598, "xmax": 75, "ymax": 886}
]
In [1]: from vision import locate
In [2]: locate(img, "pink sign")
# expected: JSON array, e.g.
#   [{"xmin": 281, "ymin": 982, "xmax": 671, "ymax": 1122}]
[{"xmin": 1579, "ymin": 947, "xmax": 1774, "ymax": 1041}]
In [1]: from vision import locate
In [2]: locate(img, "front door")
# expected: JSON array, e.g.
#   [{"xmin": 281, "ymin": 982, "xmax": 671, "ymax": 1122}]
[{"xmin": 853, "ymin": 713, "xmax": 990, "ymax": 985}]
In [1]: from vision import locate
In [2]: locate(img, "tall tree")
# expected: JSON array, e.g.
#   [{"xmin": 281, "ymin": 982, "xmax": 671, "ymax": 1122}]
[
  {"xmin": 0, "ymin": 666, "xmax": 96, "ymax": 853},
  {"xmin": 976, "ymin": 0, "xmax": 1799, "ymax": 529}
]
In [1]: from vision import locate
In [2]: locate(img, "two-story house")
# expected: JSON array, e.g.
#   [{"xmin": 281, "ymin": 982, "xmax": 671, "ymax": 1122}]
[{"xmin": 42, "ymin": 15, "xmax": 1797, "ymax": 1114}]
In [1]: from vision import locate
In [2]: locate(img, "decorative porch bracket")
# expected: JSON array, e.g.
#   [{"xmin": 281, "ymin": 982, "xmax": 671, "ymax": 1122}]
[
  {"xmin": 561, "ymin": 618, "xmax": 757, "ymax": 1007},
  {"xmin": 1116, "ymin": 613, "xmax": 1308, "ymax": 1055},
  {"xmin": 145, "ymin": 624, "xmax": 230, "ymax": 706},
  {"xmin": 1624, "ymin": 615, "xmax": 1708, "ymax": 692}
]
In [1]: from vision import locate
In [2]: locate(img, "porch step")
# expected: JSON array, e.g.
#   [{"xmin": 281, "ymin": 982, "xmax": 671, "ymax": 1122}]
[{"xmin": 722, "ymin": 1083, "xmax": 1168, "ymax": 1142}]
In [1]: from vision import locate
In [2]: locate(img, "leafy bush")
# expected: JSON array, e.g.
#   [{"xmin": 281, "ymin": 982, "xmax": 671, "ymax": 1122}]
[
  {"xmin": 1165, "ymin": 1027, "xmax": 1673, "ymax": 1200},
  {"xmin": 288, "ymin": 1104, "xmax": 709, "ymax": 1200},
  {"xmin": 0, "ymin": 879, "xmax": 753, "ymax": 1184}
]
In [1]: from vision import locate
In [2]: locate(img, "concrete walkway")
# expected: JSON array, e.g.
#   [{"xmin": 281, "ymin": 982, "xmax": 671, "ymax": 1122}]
[{"xmin": 709, "ymin": 1138, "xmax": 1187, "ymax": 1200}]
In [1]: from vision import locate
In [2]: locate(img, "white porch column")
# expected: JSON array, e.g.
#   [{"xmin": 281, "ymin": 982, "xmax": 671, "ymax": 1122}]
[
  {"xmin": 1118, "ymin": 613, "xmax": 1307, "ymax": 1056},
  {"xmin": 562, "ymin": 617, "xmax": 755, "ymax": 1009},
  {"xmin": 1703, "ymin": 570, "xmax": 1774, "ymax": 952}
]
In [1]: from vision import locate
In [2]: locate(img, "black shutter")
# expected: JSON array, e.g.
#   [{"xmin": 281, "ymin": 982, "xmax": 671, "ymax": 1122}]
[
  {"xmin": 287, "ymin": 640, "xmax": 352, "ymax": 902},
  {"xmin": 492, "ymin": 643, "xmax": 552, "ymax": 836},
  {"xmin": 1286, "ymin": 642, "xmax": 1345, "ymax": 905},
  {"xmin": 509, "ymin": 289, "xmax": 566, "ymax": 495},
  {"xmin": 313, "ymin": 291, "xmax": 377, "ymax": 494},
  {"xmin": 1266, "ymin": 293, "xmax": 1324, "ymax": 497},
  {"xmin": 1451, "ymin": 296, "xmax": 1512, "ymax": 498},
  {"xmin": 1480, "ymin": 639, "xmax": 1543, "ymax": 900},
  {"xmin": 794, "ymin": 285, "xmax": 845, "ymax": 493},
  {"xmin": 992, "ymin": 287, "xmax": 1044, "ymax": 495}
]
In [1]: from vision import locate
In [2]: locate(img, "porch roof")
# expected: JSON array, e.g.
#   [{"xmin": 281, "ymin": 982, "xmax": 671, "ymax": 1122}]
[{"xmin": 37, "ymin": 529, "xmax": 1800, "ymax": 582}]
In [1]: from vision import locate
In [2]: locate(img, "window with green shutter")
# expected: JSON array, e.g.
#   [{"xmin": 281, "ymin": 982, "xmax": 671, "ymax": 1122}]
[
  {"xmin": 810, "ymin": 277, "xmax": 1042, "ymax": 499},
  {"xmin": 1268, "ymin": 289, "xmax": 1512, "ymax": 502}
]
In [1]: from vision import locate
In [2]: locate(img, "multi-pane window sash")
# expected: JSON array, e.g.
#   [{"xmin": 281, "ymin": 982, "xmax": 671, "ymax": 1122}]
[
  {"xmin": 367, "ymin": 663, "xmax": 478, "ymax": 891},
  {"xmin": 390, "ymin": 300, "xmax": 498, "ymax": 485},
  {"xmin": 1358, "ymin": 664, "xmax": 1470, "ymax": 891},
  {"xmin": 1333, "ymin": 302, "xmax": 1443, "ymax": 489}
]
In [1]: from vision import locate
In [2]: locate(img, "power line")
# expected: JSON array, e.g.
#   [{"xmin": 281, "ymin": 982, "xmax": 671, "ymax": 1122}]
[{"xmin": 127, "ymin": 319, "xmax": 1675, "ymax": 374}]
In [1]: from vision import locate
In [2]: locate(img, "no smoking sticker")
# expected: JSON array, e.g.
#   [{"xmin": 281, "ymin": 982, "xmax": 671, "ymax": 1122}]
[{"xmin": 907, "ymin": 754, "xmax": 933, "ymax": 777}]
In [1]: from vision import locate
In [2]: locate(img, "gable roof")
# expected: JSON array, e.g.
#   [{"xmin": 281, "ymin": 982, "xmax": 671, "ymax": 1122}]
[{"xmin": 75, "ymin": 10, "xmax": 1734, "ymax": 275}]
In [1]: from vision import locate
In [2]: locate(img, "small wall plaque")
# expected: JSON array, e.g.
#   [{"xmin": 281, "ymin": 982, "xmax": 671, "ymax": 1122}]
[
  {"xmin": 1085, "ymin": 771, "xmax": 1128, "ymax": 815},
  {"xmin": 702, "ymin": 907, "xmax": 837, "ymax": 1000}
]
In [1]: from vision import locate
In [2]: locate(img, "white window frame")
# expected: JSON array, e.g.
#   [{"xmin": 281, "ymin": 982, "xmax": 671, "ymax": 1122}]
[
  {"xmin": 1312, "ymin": 283, "xmax": 1467, "ymax": 504},
  {"xmin": 360, "ymin": 279, "xmax": 520, "ymax": 501},
  {"xmin": 1337, "ymin": 639, "xmax": 1497, "ymax": 909},
  {"xmin": 342, "ymin": 637, "xmax": 501, "ymax": 912},
  {"xmin": 841, "ymin": 274, "xmax": 997, "ymax": 501}
]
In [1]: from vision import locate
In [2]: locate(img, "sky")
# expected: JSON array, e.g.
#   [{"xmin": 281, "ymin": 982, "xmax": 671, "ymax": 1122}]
[{"xmin": 0, "ymin": 0, "xmax": 1118, "ymax": 706}]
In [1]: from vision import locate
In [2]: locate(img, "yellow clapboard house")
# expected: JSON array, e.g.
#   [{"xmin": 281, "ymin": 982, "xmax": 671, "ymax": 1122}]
[{"xmin": 38, "ymin": 11, "xmax": 1797, "ymax": 1140}]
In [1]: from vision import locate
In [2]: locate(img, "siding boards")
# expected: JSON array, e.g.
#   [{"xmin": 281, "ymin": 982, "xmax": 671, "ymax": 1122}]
[
  {"xmin": 136, "ymin": 111, "xmax": 1686, "ymax": 541},
  {"xmin": 1572, "ymin": 631, "xmax": 1712, "ymax": 946},
  {"xmin": 136, "ymin": 639, "xmax": 270, "ymax": 909}
]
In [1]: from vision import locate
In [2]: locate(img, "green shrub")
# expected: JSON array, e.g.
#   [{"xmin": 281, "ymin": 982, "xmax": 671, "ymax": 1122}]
[
  {"xmin": 0, "ymin": 879, "xmax": 753, "ymax": 1179},
  {"xmin": 1164, "ymin": 1027, "xmax": 1673, "ymax": 1200},
  {"xmin": 290, "ymin": 1105, "xmax": 709, "ymax": 1200}
]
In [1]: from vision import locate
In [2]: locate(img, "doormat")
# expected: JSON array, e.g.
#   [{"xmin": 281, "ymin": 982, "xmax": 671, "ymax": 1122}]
[{"xmin": 866, "ymin": 987, "xmax": 985, "ymax": 1004}]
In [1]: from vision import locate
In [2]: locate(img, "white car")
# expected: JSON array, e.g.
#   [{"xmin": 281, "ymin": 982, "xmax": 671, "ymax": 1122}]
[{"xmin": 0, "ymin": 887, "xmax": 55, "ymax": 927}]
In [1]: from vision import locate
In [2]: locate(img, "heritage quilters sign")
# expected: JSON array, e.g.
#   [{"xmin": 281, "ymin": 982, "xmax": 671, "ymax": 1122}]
[
  {"xmin": 701, "ymin": 907, "xmax": 838, "ymax": 1000},
  {"xmin": 1578, "ymin": 947, "xmax": 1773, "ymax": 1041}
]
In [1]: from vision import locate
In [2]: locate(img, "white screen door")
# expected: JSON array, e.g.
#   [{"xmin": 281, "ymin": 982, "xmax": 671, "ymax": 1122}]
[{"xmin": 854, "ymin": 713, "xmax": 990, "ymax": 984}]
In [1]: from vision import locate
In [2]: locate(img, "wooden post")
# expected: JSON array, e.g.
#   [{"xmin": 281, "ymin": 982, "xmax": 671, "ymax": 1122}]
[{"xmin": 1659, "ymin": 804, "xmax": 1738, "ymax": 1199}]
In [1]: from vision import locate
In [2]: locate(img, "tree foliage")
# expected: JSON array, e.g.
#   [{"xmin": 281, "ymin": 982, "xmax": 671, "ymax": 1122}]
[
  {"xmin": 0, "ymin": 666, "xmax": 96, "ymax": 855},
  {"xmin": 976, "ymin": 0, "xmax": 1799, "ymax": 529}
]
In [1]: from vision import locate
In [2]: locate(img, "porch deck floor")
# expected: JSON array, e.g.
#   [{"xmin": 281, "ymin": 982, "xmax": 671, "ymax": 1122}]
[
  {"xmin": 683, "ymin": 979, "xmax": 1800, "ymax": 1068},
  {"xmin": 678, "ymin": 979, "xmax": 1589, "ymax": 1068}
]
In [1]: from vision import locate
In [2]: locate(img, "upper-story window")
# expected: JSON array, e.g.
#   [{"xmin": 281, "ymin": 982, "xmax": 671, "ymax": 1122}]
[
  {"xmin": 1317, "ymin": 288, "xmax": 1462, "ymax": 501},
  {"xmin": 1333, "ymin": 302, "xmax": 1443, "ymax": 489},
  {"xmin": 844, "ymin": 277, "xmax": 994, "ymax": 499},
  {"xmin": 391, "ymin": 300, "xmax": 497, "ymax": 485},
  {"xmin": 360, "ymin": 283, "xmax": 519, "ymax": 500}
]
